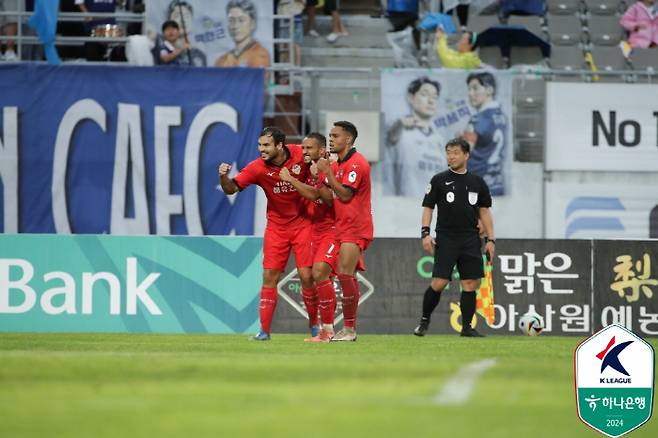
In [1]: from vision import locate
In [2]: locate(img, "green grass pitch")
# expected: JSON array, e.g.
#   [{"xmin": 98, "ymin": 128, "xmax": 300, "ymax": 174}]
[{"xmin": 0, "ymin": 333, "xmax": 656, "ymax": 438}]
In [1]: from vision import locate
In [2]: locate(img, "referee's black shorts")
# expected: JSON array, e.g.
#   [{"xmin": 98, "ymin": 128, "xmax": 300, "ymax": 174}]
[{"xmin": 432, "ymin": 232, "xmax": 484, "ymax": 280}]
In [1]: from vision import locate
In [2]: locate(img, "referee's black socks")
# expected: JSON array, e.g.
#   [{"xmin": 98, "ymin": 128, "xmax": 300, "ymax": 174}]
[
  {"xmin": 421, "ymin": 286, "xmax": 442, "ymax": 321},
  {"xmin": 460, "ymin": 291, "xmax": 476, "ymax": 329}
]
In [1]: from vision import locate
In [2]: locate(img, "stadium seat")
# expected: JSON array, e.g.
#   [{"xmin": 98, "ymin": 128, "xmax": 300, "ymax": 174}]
[
  {"xmin": 479, "ymin": 46, "xmax": 508, "ymax": 69},
  {"xmin": 515, "ymin": 135, "xmax": 545, "ymax": 162},
  {"xmin": 465, "ymin": 14, "xmax": 500, "ymax": 33},
  {"xmin": 583, "ymin": 0, "xmax": 621, "ymax": 15},
  {"xmin": 630, "ymin": 48, "xmax": 658, "ymax": 73},
  {"xmin": 549, "ymin": 46, "xmax": 585, "ymax": 70},
  {"xmin": 506, "ymin": 15, "xmax": 548, "ymax": 39},
  {"xmin": 547, "ymin": 15, "xmax": 585, "ymax": 46},
  {"xmin": 511, "ymin": 46, "xmax": 549, "ymax": 66},
  {"xmin": 546, "ymin": 0, "xmax": 583, "ymax": 15},
  {"xmin": 514, "ymin": 78, "xmax": 545, "ymax": 109},
  {"xmin": 585, "ymin": 15, "xmax": 623, "ymax": 46},
  {"xmin": 587, "ymin": 46, "xmax": 630, "ymax": 71}
]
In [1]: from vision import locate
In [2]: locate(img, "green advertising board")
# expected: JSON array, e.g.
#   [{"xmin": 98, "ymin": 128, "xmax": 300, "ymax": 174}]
[{"xmin": 0, "ymin": 235, "xmax": 263, "ymax": 333}]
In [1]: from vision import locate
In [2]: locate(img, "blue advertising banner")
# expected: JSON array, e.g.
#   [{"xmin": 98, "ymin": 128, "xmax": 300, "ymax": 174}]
[{"xmin": 0, "ymin": 64, "xmax": 264, "ymax": 235}]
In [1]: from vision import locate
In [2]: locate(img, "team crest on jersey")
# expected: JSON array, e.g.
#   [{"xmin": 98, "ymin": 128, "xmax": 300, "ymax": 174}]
[
  {"xmin": 348, "ymin": 171, "xmax": 357, "ymax": 183},
  {"xmin": 425, "ymin": 184, "xmax": 432, "ymax": 195},
  {"xmin": 446, "ymin": 192, "xmax": 455, "ymax": 203},
  {"xmin": 468, "ymin": 191, "xmax": 478, "ymax": 205},
  {"xmin": 292, "ymin": 164, "xmax": 301, "ymax": 175}
]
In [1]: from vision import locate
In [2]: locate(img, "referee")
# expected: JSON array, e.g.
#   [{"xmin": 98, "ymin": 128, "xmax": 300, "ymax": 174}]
[{"xmin": 413, "ymin": 137, "xmax": 495, "ymax": 337}]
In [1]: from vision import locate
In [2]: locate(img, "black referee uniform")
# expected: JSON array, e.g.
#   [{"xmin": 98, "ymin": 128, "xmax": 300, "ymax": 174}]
[
  {"xmin": 423, "ymin": 169, "xmax": 492, "ymax": 280},
  {"xmin": 414, "ymin": 167, "xmax": 492, "ymax": 337}
]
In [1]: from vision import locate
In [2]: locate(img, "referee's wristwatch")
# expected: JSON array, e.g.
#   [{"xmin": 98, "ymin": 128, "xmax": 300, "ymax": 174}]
[
  {"xmin": 485, "ymin": 237, "xmax": 496, "ymax": 245},
  {"xmin": 421, "ymin": 226, "xmax": 431, "ymax": 239}
]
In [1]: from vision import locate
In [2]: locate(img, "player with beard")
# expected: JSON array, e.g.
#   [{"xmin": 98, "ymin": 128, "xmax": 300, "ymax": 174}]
[
  {"xmin": 218, "ymin": 127, "xmax": 314, "ymax": 341},
  {"xmin": 279, "ymin": 133, "xmax": 339, "ymax": 343}
]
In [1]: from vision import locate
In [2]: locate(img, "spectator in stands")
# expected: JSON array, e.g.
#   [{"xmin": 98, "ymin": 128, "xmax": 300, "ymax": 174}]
[
  {"xmin": 275, "ymin": 0, "xmax": 304, "ymax": 65},
  {"xmin": 0, "ymin": 0, "xmax": 18, "ymax": 61},
  {"xmin": 215, "ymin": 0, "xmax": 271, "ymax": 67},
  {"xmin": 306, "ymin": 0, "xmax": 348, "ymax": 43},
  {"xmin": 75, "ymin": 0, "xmax": 117, "ymax": 61},
  {"xmin": 386, "ymin": 0, "xmax": 420, "ymax": 50},
  {"xmin": 440, "ymin": 0, "xmax": 470, "ymax": 32},
  {"xmin": 435, "ymin": 26, "xmax": 481, "ymax": 69},
  {"xmin": 166, "ymin": 1, "xmax": 206, "ymax": 66},
  {"xmin": 159, "ymin": 20, "xmax": 190, "ymax": 65},
  {"xmin": 620, "ymin": 0, "xmax": 658, "ymax": 49}
]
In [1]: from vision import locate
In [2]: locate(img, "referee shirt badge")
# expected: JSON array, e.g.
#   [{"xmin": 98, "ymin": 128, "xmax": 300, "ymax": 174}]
[
  {"xmin": 446, "ymin": 192, "xmax": 455, "ymax": 203},
  {"xmin": 292, "ymin": 164, "xmax": 301, "ymax": 175},
  {"xmin": 468, "ymin": 191, "xmax": 478, "ymax": 205},
  {"xmin": 425, "ymin": 184, "xmax": 432, "ymax": 194}
]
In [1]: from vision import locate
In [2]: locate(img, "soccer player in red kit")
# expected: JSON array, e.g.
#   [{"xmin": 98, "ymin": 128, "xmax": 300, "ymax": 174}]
[
  {"xmin": 316, "ymin": 121, "xmax": 373, "ymax": 342},
  {"xmin": 279, "ymin": 132, "xmax": 338, "ymax": 342},
  {"xmin": 218, "ymin": 127, "xmax": 315, "ymax": 341}
]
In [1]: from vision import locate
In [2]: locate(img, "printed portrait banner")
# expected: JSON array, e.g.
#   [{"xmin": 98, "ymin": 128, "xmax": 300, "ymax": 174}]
[
  {"xmin": 545, "ymin": 182, "xmax": 658, "ymax": 239},
  {"xmin": 378, "ymin": 69, "xmax": 513, "ymax": 199},
  {"xmin": 146, "ymin": 0, "xmax": 274, "ymax": 68},
  {"xmin": 0, "ymin": 235, "xmax": 263, "ymax": 333},
  {"xmin": 546, "ymin": 83, "xmax": 658, "ymax": 171},
  {"xmin": 0, "ymin": 64, "xmax": 264, "ymax": 235},
  {"xmin": 593, "ymin": 240, "xmax": 658, "ymax": 337}
]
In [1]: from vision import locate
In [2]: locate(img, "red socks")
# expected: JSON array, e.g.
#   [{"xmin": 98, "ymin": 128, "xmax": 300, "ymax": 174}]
[
  {"xmin": 259, "ymin": 287, "xmax": 278, "ymax": 334},
  {"xmin": 338, "ymin": 274, "xmax": 360, "ymax": 329},
  {"xmin": 316, "ymin": 279, "xmax": 337, "ymax": 326},
  {"xmin": 301, "ymin": 286, "xmax": 319, "ymax": 326}
]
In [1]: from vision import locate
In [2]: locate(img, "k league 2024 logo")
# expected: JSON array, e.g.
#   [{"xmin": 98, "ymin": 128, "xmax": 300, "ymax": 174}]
[{"xmin": 575, "ymin": 324, "xmax": 655, "ymax": 437}]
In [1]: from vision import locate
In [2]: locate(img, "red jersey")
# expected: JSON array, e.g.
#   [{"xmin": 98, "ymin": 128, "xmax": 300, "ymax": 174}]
[
  {"xmin": 305, "ymin": 173, "xmax": 335, "ymax": 239},
  {"xmin": 329, "ymin": 148, "xmax": 373, "ymax": 241},
  {"xmin": 233, "ymin": 144, "xmax": 310, "ymax": 227}
]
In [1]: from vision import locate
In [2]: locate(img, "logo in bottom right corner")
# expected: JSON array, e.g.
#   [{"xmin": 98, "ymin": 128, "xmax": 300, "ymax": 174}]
[{"xmin": 575, "ymin": 324, "xmax": 655, "ymax": 437}]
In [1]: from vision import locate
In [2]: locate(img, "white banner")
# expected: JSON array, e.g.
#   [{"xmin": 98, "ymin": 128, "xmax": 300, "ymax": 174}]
[
  {"xmin": 546, "ymin": 83, "xmax": 658, "ymax": 171},
  {"xmin": 378, "ymin": 69, "xmax": 513, "ymax": 198},
  {"xmin": 146, "ymin": 0, "xmax": 273, "ymax": 68},
  {"xmin": 545, "ymin": 182, "xmax": 658, "ymax": 239}
]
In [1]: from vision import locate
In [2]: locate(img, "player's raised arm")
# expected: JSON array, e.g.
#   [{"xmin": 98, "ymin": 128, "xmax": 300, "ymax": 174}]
[
  {"xmin": 279, "ymin": 167, "xmax": 320, "ymax": 201},
  {"xmin": 218, "ymin": 163, "xmax": 240, "ymax": 194},
  {"xmin": 317, "ymin": 158, "xmax": 354, "ymax": 202}
]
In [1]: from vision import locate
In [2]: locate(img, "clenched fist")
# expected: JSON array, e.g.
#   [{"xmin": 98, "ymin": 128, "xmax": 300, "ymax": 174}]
[
  {"xmin": 316, "ymin": 158, "xmax": 330, "ymax": 173},
  {"xmin": 279, "ymin": 167, "xmax": 293, "ymax": 182},
  {"xmin": 218, "ymin": 163, "xmax": 232, "ymax": 176}
]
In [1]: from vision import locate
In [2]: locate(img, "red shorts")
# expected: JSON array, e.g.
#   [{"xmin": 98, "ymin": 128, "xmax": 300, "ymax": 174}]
[
  {"xmin": 337, "ymin": 237, "xmax": 370, "ymax": 272},
  {"xmin": 263, "ymin": 224, "xmax": 313, "ymax": 271},
  {"xmin": 311, "ymin": 233, "xmax": 338, "ymax": 273}
]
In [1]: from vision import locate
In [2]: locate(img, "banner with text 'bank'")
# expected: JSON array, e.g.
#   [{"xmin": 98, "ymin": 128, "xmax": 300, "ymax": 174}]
[
  {"xmin": 0, "ymin": 64, "xmax": 264, "ymax": 235},
  {"xmin": 0, "ymin": 235, "xmax": 262, "ymax": 333}
]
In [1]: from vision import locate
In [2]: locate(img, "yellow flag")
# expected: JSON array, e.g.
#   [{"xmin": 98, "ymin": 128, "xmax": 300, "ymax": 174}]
[{"xmin": 476, "ymin": 260, "xmax": 495, "ymax": 326}]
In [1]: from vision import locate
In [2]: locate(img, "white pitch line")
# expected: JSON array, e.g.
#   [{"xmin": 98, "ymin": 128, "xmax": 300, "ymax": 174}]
[{"xmin": 433, "ymin": 358, "xmax": 497, "ymax": 405}]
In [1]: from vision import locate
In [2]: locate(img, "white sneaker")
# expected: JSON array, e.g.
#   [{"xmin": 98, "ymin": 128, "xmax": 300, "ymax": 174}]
[
  {"xmin": 308, "ymin": 29, "xmax": 320, "ymax": 38},
  {"xmin": 326, "ymin": 32, "xmax": 341, "ymax": 43},
  {"xmin": 3, "ymin": 50, "xmax": 17, "ymax": 61},
  {"xmin": 331, "ymin": 327, "xmax": 357, "ymax": 342}
]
